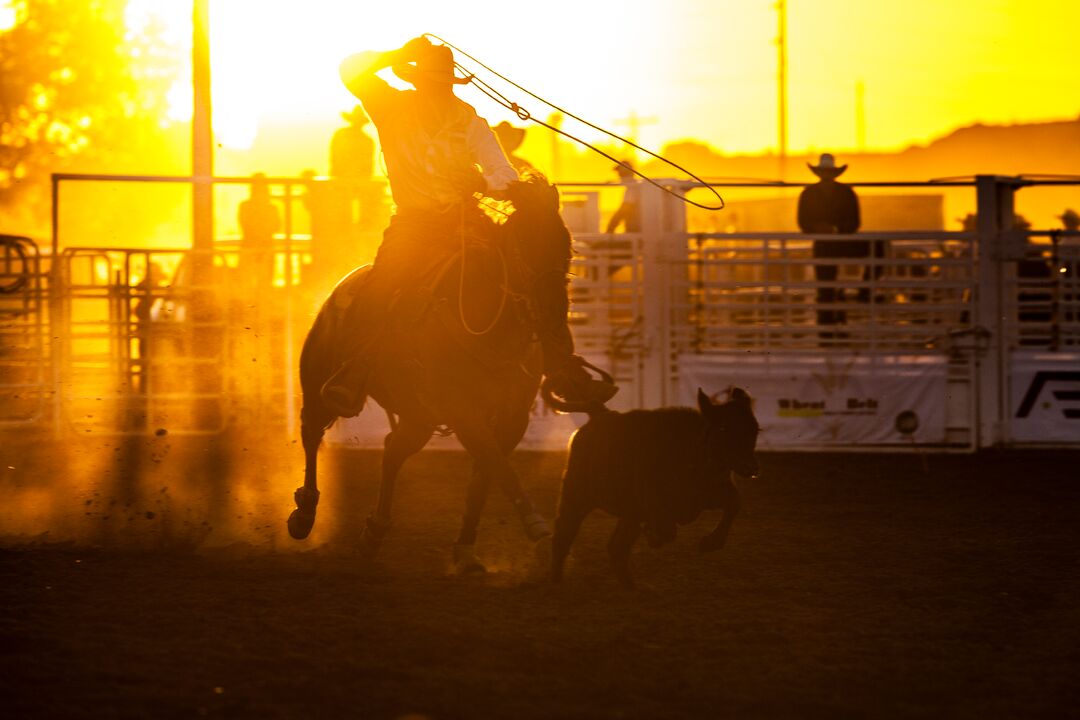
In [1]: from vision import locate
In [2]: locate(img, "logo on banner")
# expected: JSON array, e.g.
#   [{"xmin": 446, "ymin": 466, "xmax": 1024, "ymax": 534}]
[
  {"xmin": 776, "ymin": 397, "xmax": 879, "ymax": 418},
  {"xmin": 1015, "ymin": 371, "xmax": 1080, "ymax": 420}
]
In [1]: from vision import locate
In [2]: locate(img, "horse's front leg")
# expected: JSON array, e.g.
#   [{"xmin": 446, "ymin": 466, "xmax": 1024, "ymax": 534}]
[
  {"xmin": 360, "ymin": 416, "xmax": 432, "ymax": 556},
  {"xmin": 288, "ymin": 405, "xmax": 333, "ymax": 540}
]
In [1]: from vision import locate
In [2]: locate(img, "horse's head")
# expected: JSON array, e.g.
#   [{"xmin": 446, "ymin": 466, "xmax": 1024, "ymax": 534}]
[{"xmin": 502, "ymin": 171, "xmax": 572, "ymax": 274}]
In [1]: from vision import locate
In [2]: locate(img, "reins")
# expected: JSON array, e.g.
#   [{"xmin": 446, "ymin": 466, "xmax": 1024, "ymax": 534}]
[{"xmin": 423, "ymin": 33, "xmax": 725, "ymax": 211}]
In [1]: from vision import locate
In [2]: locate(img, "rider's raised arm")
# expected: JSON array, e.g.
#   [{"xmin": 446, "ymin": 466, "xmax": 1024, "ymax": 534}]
[
  {"xmin": 467, "ymin": 117, "xmax": 519, "ymax": 197},
  {"xmin": 340, "ymin": 37, "xmax": 430, "ymax": 116},
  {"xmin": 339, "ymin": 50, "xmax": 399, "ymax": 113}
]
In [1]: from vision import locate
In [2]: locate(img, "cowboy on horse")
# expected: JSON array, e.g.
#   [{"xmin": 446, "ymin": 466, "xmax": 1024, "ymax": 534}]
[{"xmin": 320, "ymin": 36, "xmax": 618, "ymax": 417}]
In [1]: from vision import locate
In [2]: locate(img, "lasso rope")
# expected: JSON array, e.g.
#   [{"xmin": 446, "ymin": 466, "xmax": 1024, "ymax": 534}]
[
  {"xmin": 423, "ymin": 33, "xmax": 725, "ymax": 211},
  {"xmin": 457, "ymin": 203, "xmax": 510, "ymax": 336}
]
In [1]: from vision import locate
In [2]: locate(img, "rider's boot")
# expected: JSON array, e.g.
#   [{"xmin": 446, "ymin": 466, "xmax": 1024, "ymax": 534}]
[
  {"xmin": 543, "ymin": 353, "xmax": 619, "ymax": 405},
  {"xmin": 529, "ymin": 276, "xmax": 618, "ymax": 405}
]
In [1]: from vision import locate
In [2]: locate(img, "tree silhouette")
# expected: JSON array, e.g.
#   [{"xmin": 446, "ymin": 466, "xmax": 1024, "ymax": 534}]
[{"xmin": 0, "ymin": 0, "xmax": 179, "ymax": 219}]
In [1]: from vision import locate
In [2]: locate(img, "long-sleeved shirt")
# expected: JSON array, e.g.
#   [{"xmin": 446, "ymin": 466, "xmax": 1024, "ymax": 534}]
[{"xmin": 341, "ymin": 55, "xmax": 518, "ymax": 213}]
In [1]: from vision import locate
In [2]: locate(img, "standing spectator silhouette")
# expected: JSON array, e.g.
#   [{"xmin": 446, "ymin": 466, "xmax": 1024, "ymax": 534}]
[
  {"xmin": 606, "ymin": 160, "xmax": 642, "ymax": 234},
  {"xmin": 797, "ymin": 153, "xmax": 868, "ymax": 334},
  {"xmin": 1061, "ymin": 208, "xmax": 1079, "ymax": 234},
  {"xmin": 330, "ymin": 105, "xmax": 377, "ymax": 233},
  {"xmin": 300, "ymin": 169, "xmax": 340, "ymax": 288},
  {"xmin": 493, "ymin": 121, "xmax": 538, "ymax": 174},
  {"xmin": 238, "ymin": 173, "xmax": 280, "ymax": 294}
]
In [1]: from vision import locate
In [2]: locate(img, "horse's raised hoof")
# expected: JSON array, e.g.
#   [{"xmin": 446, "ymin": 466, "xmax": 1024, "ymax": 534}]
[
  {"xmin": 358, "ymin": 515, "xmax": 392, "ymax": 558},
  {"xmin": 522, "ymin": 512, "xmax": 552, "ymax": 542},
  {"xmin": 287, "ymin": 486, "xmax": 320, "ymax": 540},
  {"xmin": 452, "ymin": 544, "xmax": 487, "ymax": 574}
]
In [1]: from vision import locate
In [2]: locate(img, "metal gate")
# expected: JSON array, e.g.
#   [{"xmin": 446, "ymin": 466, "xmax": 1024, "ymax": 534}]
[
  {"xmin": 8, "ymin": 172, "xmax": 1077, "ymax": 449},
  {"xmin": 0, "ymin": 235, "xmax": 50, "ymax": 427},
  {"xmin": 560, "ymin": 176, "xmax": 1078, "ymax": 450},
  {"xmin": 53, "ymin": 246, "xmax": 303, "ymax": 435}
]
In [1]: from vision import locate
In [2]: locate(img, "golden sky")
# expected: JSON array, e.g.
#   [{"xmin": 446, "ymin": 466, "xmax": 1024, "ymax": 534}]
[{"xmin": 130, "ymin": 0, "xmax": 1080, "ymax": 155}]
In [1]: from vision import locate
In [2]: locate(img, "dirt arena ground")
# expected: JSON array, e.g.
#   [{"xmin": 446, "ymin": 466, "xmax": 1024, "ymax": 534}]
[{"xmin": 1, "ymin": 433, "xmax": 1078, "ymax": 719}]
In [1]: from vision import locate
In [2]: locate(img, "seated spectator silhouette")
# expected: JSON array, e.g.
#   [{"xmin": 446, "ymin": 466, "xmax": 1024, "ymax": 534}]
[
  {"xmin": 797, "ymin": 153, "xmax": 877, "ymax": 336},
  {"xmin": 493, "ymin": 121, "xmax": 537, "ymax": 174},
  {"xmin": 606, "ymin": 160, "xmax": 642, "ymax": 234},
  {"xmin": 238, "ymin": 173, "xmax": 280, "ymax": 293}
]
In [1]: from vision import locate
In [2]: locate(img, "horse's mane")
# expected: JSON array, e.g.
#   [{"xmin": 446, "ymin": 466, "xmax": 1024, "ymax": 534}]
[{"xmin": 502, "ymin": 172, "xmax": 572, "ymax": 273}]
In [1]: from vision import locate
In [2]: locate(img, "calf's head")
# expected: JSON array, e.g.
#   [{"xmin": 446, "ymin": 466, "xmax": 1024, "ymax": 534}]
[{"xmin": 697, "ymin": 387, "xmax": 760, "ymax": 479}]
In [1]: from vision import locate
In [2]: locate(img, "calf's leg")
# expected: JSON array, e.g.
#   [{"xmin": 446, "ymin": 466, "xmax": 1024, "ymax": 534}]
[
  {"xmin": 551, "ymin": 502, "xmax": 589, "ymax": 583},
  {"xmin": 608, "ymin": 517, "xmax": 642, "ymax": 589},
  {"xmin": 699, "ymin": 481, "xmax": 742, "ymax": 553}
]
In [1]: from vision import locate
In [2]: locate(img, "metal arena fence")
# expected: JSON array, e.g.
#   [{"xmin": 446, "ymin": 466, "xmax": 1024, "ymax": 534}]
[{"xmin": 0, "ymin": 173, "xmax": 1076, "ymax": 450}]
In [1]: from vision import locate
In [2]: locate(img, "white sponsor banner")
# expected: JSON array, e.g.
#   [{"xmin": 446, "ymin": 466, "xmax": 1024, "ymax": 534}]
[
  {"xmin": 677, "ymin": 354, "xmax": 949, "ymax": 448},
  {"xmin": 1009, "ymin": 351, "xmax": 1080, "ymax": 443}
]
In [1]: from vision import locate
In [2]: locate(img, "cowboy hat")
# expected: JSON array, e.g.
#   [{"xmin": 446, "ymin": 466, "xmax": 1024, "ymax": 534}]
[
  {"xmin": 393, "ymin": 44, "xmax": 471, "ymax": 86},
  {"xmin": 808, "ymin": 152, "xmax": 848, "ymax": 178},
  {"xmin": 340, "ymin": 105, "xmax": 369, "ymax": 125},
  {"xmin": 493, "ymin": 122, "xmax": 526, "ymax": 152},
  {"xmin": 1058, "ymin": 208, "xmax": 1079, "ymax": 227}
]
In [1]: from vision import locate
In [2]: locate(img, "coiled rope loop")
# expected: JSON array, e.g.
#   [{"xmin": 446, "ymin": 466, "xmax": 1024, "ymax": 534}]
[{"xmin": 423, "ymin": 33, "xmax": 724, "ymax": 211}]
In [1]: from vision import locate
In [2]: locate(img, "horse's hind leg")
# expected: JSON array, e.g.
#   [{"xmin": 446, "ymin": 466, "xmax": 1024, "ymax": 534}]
[
  {"xmin": 454, "ymin": 417, "xmax": 551, "ymax": 543},
  {"xmin": 288, "ymin": 405, "xmax": 333, "ymax": 540},
  {"xmin": 360, "ymin": 416, "xmax": 432, "ymax": 556},
  {"xmin": 552, "ymin": 504, "xmax": 588, "ymax": 583},
  {"xmin": 452, "ymin": 463, "xmax": 492, "ymax": 573},
  {"xmin": 454, "ymin": 410, "xmax": 528, "ymax": 548}
]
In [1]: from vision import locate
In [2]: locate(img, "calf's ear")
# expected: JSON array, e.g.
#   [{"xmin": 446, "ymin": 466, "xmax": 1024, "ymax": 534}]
[
  {"xmin": 729, "ymin": 387, "xmax": 751, "ymax": 405},
  {"xmin": 697, "ymin": 388, "xmax": 713, "ymax": 413}
]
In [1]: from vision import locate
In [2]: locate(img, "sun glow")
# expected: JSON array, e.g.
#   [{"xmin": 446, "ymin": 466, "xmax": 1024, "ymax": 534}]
[
  {"xmin": 123, "ymin": 0, "xmax": 1079, "ymax": 162},
  {"xmin": 0, "ymin": 1, "xmax": 17, "ymax": 32}
]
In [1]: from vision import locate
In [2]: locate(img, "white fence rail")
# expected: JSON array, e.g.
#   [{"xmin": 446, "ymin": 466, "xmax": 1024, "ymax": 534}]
[{"xmin": 8, "ymin": 173, "xmax": 1079, "ymax": 450}]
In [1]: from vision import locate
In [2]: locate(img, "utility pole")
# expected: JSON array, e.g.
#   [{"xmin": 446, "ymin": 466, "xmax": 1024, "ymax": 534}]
[
  {"xmin": 614, "ymin": 110, "xmax": 658, "ymax": 164},
  {"xmin": 192, "ymin": 0, "xmax": 213, "ymax": 251},
  {"xmin": 548, "ymin": 112, "xmax": 563, "ymax": 181},
  {"xmin": 777, "ymin": 0, "xmax": 788, "ymax": 180},
  {"xmin": 855, "ymin": 79, "xmax": 866, "ymax": 152}
]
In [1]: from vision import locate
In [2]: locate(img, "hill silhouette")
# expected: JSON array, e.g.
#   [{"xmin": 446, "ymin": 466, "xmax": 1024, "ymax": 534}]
[{"xmin": 613, "ymin": 118, "xmax": 1080, "ymax": 230}]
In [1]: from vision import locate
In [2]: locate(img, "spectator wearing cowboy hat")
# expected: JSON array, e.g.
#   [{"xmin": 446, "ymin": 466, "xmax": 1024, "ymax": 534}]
[
  {"xmin": 330, "ymin": 105, "xmax": 375, "ymax": 181},
  {"xmin": 606, "ymin": 160, "xmax": 642, "ymax": 235},
  {"xmin": 1060, "ymin": 208, "xmax": 1079, "ymax": 233},
  {"xmin": 492, "ymin": 121, "xmax": 537, "ymax": 174},
  {"xmin": 798, "ymin": 153, "xmax": 878, "ymax": 335},
  {"xmin": 320, "ymin": 36, "xmax": 617, "ymax": 416}
]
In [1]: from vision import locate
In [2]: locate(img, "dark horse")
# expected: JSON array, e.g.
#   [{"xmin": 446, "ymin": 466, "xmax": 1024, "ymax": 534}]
[{"xmin": 288, "ymin": 175, "xmax": 576, "ymax": 572}]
